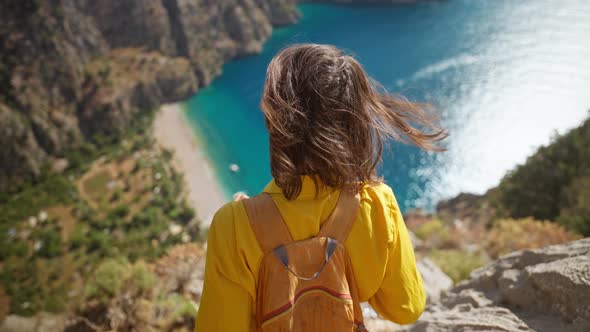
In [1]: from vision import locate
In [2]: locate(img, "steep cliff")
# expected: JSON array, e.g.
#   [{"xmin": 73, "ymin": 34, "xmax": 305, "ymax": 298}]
[{"xmin": 0, "ymin": 0, "xmax": 299, "ymax": 191}]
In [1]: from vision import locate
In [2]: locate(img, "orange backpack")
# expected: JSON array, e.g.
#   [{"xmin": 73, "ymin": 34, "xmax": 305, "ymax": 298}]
[{"xmin": 243, "ymin": 187, "xmax": 368, "ymax": 332}]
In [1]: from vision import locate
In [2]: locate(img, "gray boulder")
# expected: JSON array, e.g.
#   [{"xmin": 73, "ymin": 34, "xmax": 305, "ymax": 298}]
[
  {"xmin": 364, "ymin": 257, "xmax": 453, "ymax": 331},
  {"xmin": 417, "ymin": 258, "xmax": 453, "ymax": 303},
  {"xmin": 0, "ymin": 313, "xmax": 65, "ymax": 332},
  {"xmin": 404, "ymin": 238, "xmax": 590, "ymax": 332}
]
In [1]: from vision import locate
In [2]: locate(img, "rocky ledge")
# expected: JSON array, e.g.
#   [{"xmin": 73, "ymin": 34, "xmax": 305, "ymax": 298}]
[{"xmin": 397, "ymin": 238, "xmax": 590, "ymax": 332}]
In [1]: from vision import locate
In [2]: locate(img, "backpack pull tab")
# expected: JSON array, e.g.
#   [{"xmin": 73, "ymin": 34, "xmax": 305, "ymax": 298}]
[
  {"xmin": 273, "ymin": 237, "xmax": 338, "ymax": 281},
  {"xmin": 356, "ymin": 322, "xmax": 368, "ymax": 331}
]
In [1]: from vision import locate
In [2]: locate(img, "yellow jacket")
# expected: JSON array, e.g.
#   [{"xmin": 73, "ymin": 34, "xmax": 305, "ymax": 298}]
[{"xmin": 195, "ymin": 176, "xmax": 425, "ymax": 331}]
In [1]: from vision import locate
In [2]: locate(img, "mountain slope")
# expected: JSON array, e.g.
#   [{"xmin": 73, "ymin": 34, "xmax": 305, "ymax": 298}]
[{"xmin": 0, "ymin": 0, "xmax": 299, "ymax": 191}]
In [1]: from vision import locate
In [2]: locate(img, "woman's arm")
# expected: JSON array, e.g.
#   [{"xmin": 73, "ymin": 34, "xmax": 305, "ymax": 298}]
[
  {"xmin": 195, "ymin": 203, "xmax": 256, "ymax": 332},
  {"xmin": 368, "ymin": 197, "xmax": 426, "ymax": 325}
]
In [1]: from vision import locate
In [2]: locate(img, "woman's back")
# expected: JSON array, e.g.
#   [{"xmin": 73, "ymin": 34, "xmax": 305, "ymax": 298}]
[
  {"xmin": 195, "ymin": 176, "xmax": 425, "ymax": 331},
  {"xmin": 195, "ymin": 43, "xmax": 445, "ymax": 331}
]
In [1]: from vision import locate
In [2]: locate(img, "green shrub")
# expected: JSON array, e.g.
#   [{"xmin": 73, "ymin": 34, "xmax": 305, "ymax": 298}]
[
  {"xmin": 108, "ymin": 204, "xmax": 130, "ymax": 219},
  {"xmin": 132, "ymin": 159, "xmax": 146, "ymax": 173},
  {"xmin": 174, "ymin": 298, "xmax": 198, "ymax": 319},
  {"xmin": 131, "ymin": 207, "xmax": 164, "ymax": 228},
  {"xmin": 178, "ymin": 205, "xmax": 195, "ymax": 224},
  {"xmin": 110, "ymin": 190, "xmax": 122, "ymax": 202},
  {"xmin": 129, "ymin": 262, "xmax": 157, "ymax": 296},
  {"xmin": 157, "ymin": 294, "xmax": 197, "ymax": 320},
  {"xmin": 161, "ymin": 148, "xmax": 174, "ymax": 161},
  {"xmin": 414, "ymin": 219, "xmax": 445, "ymax": 240},
  {"xmin": 64, "ymin": 142, "xmax": 98, "ymax": 170},
  {"xmin": 428, "ymin": 249, "xmax": 487, "ymax": 283},
  {"xmin": 35, "ymin": 228, "xmax": 63, "ymax": 259},
  {"xmin": 0, "ymin": 240, "xmax": 29, "ymax": 260},
  {"xmin": 69, "ymin": 224, "xmax": 88, "ymax": 250},
  {"xmin": 557, "ymin": 175, "xmax": 590, "ymax": 235},
  {"xmin": 43, "ymin": 294, "xmax": 66, "ymax": 313},
  {"xmin": 87, "ymin": 232, "xmax": 114, "ymax": 256},
  {"xmin": 84, "ymin": 258, "xmax": 129, "ymax": 304},
  {"xmin": 0, "ymin": 175, "xmax": 74, "ymax": 226},
  {"xmin": 496, "ymin": 116, "xmax": 590, "ymax": 231}
]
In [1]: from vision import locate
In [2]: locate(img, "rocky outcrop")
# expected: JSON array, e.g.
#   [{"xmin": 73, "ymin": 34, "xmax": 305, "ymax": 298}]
[
  {"xmin": 0, "ymin": 103, "xmax": 47, "ymax": 188},
  {"xmin": 0, "ymin": 0, "xmax": 298, "ymax": 191},
  {"xmin": 0, "ymin": 313, "xmax": 66, "ymax": 332},
  {"xmin": 402, "ymin": 239, "xmax": 590, "ymax": 332},
  {"xmin": 416, "ymin": 258, "xmax": 453, "ymax": 304},
  {"xmin": 435, "ymin": 191, "xmax": 496, "ymax": 226},
  {"xmin": 363, "ymin": 254, "xmax": 453, "ymax": 331},
  {"xmin": 78, "ymin": 49, "xmax": 198, "ymax": 136}
]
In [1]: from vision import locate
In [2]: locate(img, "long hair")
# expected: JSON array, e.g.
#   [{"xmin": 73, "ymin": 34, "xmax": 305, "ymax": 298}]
[{"xmin": 261, "ymin": 44, "xmax": 448, "ymax": 200}]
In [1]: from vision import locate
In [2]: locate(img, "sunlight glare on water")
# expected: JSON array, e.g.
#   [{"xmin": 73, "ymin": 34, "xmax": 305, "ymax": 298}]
[
  {"xmin": 186, "ymin": 0, "xmax": 590, "ymax": 210},
  {"xmin": 418, "ymin": 2, "xmax": 590, "ymax": 207}
]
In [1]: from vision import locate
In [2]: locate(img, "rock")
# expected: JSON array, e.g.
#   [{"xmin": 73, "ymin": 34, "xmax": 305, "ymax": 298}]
[
  {"xmin": 362, "ymin": 302, "xmax": 400, "ymax": 332},
  {"xmin": 362, "ymin": 257, "xmax": 453, "ymax": 331},
  {"xmin": 0, "ymin": 313, "xmax": 66, "ymax": 332},
  {"xmin": 169, "ymin": 223, "xmax": 183, "ymax": 236},
  {"xmin": 402, "ymin": 304, "xmax": 532, "ymax": 332},
  {"xmin": 152, "ymin": 243, "xmax": 206, "ymax": 299},
  {"xmin": 408, "ymin": 231, "xmax": 424, "ymax": 250},
  {"xmin": 436, "ymin": 192, "xmax": 491, "ymax": 225},
  {"xmin": 0, "ymin": 316, "xmax": 36, "ymax": 332},
  {"xmin": 402, "ymin": 239, "xmax": 590, "ymax": 332},
  {"xmin": 256, "ymin": 0, "xmax": 300, "ymax": 26},
  {"xmin": 0, "ymin": 103, "xmax": 47, "ymax": 190},
  {"xmin": 417, "ymin": 258, "xmax": 453, "ymax": 303},
  {"xmin": 50, "ymin": 158, "xmax": 69, "ymax": 173},
  {"xmin": 78, "ymin": 49, "xmax": 198, "ymax": 136}
]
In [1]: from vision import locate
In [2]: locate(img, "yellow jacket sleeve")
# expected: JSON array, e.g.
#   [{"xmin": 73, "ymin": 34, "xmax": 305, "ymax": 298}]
[
  {"xmin": 195, "ymin": 202, "xmax": 257, "ymax": 332},
  {"xmin": 368, "ymin": 195, "xmax": 426, "ymax": 324}
]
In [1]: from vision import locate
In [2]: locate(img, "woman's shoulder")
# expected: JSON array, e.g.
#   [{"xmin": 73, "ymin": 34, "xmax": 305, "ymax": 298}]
[
  {"xmin": 209, "ymin": 200, "xmax": 249, "ymax": 230},
  {"xmin": 360, "ymin": 181, "xmax": 399, "ymax": 210},
  {"xmin": 358, "ymin": 181, "xmax": 401, "ymax": 243},
  {"xmin": 207, "ymin": 199, "xmax": 259, "ymax": 254}
]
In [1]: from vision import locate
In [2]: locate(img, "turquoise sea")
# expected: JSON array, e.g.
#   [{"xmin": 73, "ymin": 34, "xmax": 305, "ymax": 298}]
[{"xmin": 184, "ymin": 0, "xmax": 590, "ymax": 211}]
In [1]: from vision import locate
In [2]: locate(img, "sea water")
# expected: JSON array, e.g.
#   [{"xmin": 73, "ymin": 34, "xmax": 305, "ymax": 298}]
[{"xmin": 184, "ymin": 0, "xmax": 590, "ymax": 210}]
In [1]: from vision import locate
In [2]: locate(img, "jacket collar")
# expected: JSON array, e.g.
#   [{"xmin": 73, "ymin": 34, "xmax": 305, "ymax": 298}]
[{"xmin": 263, "ymin": 175, "xmax": 337, "ymax": 199}]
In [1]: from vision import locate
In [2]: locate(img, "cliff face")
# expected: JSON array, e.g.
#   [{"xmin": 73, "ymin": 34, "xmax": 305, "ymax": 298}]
[{"xmin": 0, "ymin": 0, "xmax": 299, "ymax": 191}]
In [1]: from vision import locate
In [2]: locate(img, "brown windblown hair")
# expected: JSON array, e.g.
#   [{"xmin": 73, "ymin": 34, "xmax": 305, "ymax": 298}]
[{"xmin": 261, "ymin": 44, "xmax": 448, "ymax": 200}]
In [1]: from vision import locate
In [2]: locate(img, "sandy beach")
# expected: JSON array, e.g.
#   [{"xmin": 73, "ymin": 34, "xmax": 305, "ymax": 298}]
[{"xmin": 153, "ymin": 103, "xmax": 227, "ymax": 226}]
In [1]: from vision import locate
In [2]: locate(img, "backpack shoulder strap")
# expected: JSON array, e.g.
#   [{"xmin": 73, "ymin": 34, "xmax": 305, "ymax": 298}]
[
  {"xmin": 317, "ymin": 186, "xmax": 361, "ymax": 243},
  {"xmin": 242, "ymin": 193, "xmax": 293, "ymax": 253}
]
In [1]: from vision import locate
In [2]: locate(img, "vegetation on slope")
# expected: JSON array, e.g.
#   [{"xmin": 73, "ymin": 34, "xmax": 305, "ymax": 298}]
[
  {"xmin": 494, "ymin": 115, "xmax": 590, "ymax": 235},
  {"xmin": 0, "ymin": 110, "xmax": 199, "ymax": 317},
  {"xmin": 408, "ymin": 115, "xmax": 589, "ymax": 284}
]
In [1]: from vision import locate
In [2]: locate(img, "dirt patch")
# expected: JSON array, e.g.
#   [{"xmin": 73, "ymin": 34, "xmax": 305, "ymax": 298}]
[
  {"xmin": 77, "ymin": 162, "xmax": 116, "ymax": 209},
  {"xmin": 45, "ymin": 206, "xmax": 77, "ymax": 242},
  {"xmin": 76, "ymin": 156, "xmax": 153, "ymax": 218}
]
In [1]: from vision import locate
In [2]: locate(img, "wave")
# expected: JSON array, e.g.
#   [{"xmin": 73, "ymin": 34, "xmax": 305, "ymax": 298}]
[{"xmin": 412, "ymin": 53, "xmax": 481, "ymax": 80}]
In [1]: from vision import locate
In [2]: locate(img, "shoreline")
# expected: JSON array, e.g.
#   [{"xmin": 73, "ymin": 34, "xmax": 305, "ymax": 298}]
[{"xmin": 153, "ymin": 103, "xmax": 227, "ymax": 226}]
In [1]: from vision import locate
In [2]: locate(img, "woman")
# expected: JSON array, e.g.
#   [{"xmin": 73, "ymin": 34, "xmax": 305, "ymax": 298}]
[{"xmin": 195, "ymin": 44, "xmax": 447, "ymax": 331}]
